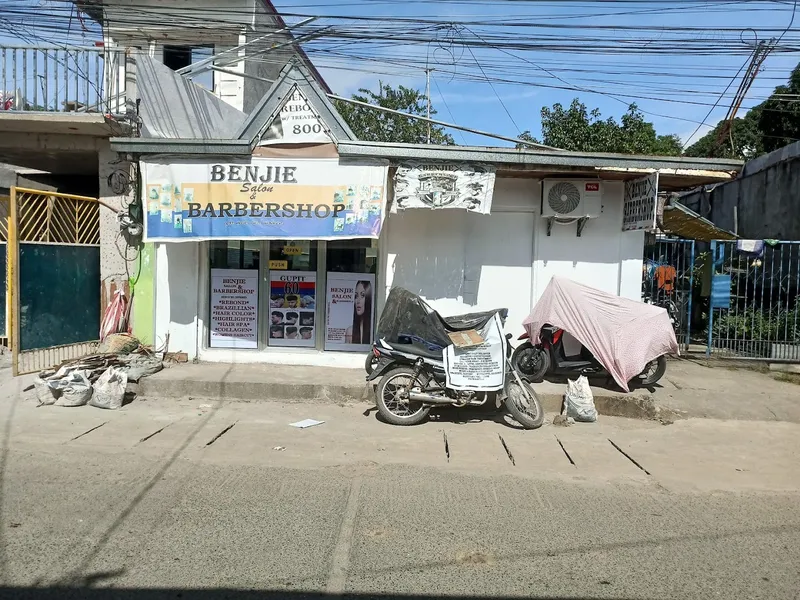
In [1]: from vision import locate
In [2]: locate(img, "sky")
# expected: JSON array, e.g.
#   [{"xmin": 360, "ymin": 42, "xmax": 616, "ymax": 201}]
[
  {"xmin": 2, "ymin": 0, "xmax": 799, "ymax": 148},
  {"xmin": 272, "ymin": 0, "xmax": 800, "ymax": 147}
]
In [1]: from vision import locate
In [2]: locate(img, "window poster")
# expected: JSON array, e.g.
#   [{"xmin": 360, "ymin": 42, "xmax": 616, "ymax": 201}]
[
  {"xmin": 210, "ymin": 269, "xmax": 259, "ymax": 349},
  {"xmin": 325, "ymin": 273, "xmax": 375, "ymax": 352},
  {"xmin": 269, "ymin": 271, "xmax": 316, "ymax": 347}
]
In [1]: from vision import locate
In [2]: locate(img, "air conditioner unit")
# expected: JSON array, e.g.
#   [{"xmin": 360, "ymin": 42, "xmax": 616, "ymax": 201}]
[{"xmin": 541, "ymin": 180, "xmax": 602, "ymax": 218}]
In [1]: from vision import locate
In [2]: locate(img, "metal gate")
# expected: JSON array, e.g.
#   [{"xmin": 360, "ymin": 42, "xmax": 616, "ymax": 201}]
[
  {"xmin": 642, "ymin": 237, "xmax": 695, "ymax": 351},
  {"xmin": 707, "ymin": 240, "xmax": 800, "ymax": 361},
  {"xmin": 7, "ymin": 187, "xmax": 101, "ymax": 375}
]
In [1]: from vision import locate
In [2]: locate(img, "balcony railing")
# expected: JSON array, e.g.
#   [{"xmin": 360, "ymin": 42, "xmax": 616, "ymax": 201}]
[{"xmin": 0, "ymin": 45, "xmax": 127, "ymax": 114}]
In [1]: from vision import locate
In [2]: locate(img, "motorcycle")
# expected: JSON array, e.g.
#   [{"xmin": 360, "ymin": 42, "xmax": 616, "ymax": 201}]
[
  {"xmin": 366, "ymin": 288, "xmax": 544, "ymax": 429},
  {"xmin": 513, "ymin": 276, "xmax": 678, "ymax": 392},
  {"xmin": 510, "ymin": 326, "xmax": 667, "ymax": 387}
]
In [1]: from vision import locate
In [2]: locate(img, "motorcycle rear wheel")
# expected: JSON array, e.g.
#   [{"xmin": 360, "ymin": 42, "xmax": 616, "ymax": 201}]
[
  {"xmin": 637, "ymin": 355, "xmax": 667, "ymax": 386},
  {"xmin": 376, "ymin": 367, "xmax": 431, "ymax": 426},
  {"xmin": 504, "ymin": 379, "xmax": 544, "ymax": 429},
  {"xmin": 365, "ymin": 353, "xmax": 377, "ymax": 375},
  {"xmin": 511, "ymin": 342, "xmax": 550, "ymax": 382}
]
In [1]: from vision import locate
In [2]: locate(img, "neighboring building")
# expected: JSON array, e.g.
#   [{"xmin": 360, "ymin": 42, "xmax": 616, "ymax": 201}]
[
  {"xmin": 71, "ymin": 0, "xmax": 328, "ymax": 113},
  {"xmin": 0, "ymin": 0, "xmax": 327, "ymax": 331},
  {"xmin": 679, "ymin": 140, "xmax": 800, "ymax": 240},
  {"xmin": 110, "ymin": 61, "xmax": 743, "ymax": 367}
]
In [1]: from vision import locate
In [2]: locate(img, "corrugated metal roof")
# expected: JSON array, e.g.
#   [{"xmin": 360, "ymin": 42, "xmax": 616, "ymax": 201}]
[
  {"xmin": 137, "ymin": 55, "xmax": 246, "ymax": 140},
  {"xmin": 661, "ymin": 201, "xmax": 737, "ymax": 242}
]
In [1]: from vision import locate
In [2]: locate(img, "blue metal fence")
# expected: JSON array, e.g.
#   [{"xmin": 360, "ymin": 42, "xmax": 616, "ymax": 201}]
[
  {"xmin": 642, "ymin": 237, "xmax": 695, "ymax": 351},
  {"xmin": 707, "ymin": 240, "xmax": 800, "ymax": 361}
]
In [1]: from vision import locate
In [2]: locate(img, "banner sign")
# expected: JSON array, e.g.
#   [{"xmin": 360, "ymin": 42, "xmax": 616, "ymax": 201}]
[
  {"xmin": 258, "ymin": 87, "xmax": 332, "ymax": 145},
  {"xmin": 210, "ymin": 269, "xmax": 258, "ymax": 349},
  {"xmin": 269, "ymin": 271, "xmax": 316, "ymax": 347},
  {"xmin": 443, "ymin": 313, "xmax": 506, "ymax": 391},
  {"xmin": 622, "ymin": 172, "xmax": 659, "ymax": 231},
  {"xmin": 392, "ymin": 162, "xmax": 496, "ymax": 214},
  {"xmin": 324, "ymin": 273, "xmax": 375, "ymax": 352},
  {"xmin": 143, "ymin": 158, "xmax": 388, "ymax": 242}
]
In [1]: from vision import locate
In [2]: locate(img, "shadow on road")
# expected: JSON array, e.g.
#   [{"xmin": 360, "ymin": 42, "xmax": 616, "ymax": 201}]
[{"xmin": 0, "ymin": 588, "xmax": 642, "ymax": 600}]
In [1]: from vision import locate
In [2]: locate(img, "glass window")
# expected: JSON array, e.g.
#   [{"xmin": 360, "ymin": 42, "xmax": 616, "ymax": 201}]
[
  {"xmin": 210, "ymin": 241, "xmax": 260, "ymax": 270},
  {"xmin": 326, "ymin": 239, "xmax": 376, "ymax": 274},
  {"xmin": 269, "ymin": 241, "xmax": 317, "ymax": 271}
]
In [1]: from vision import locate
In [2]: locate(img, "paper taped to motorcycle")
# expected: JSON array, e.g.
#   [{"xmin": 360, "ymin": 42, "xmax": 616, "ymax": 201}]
[
  {"xmin": 523, "ymin": 277, "xmax": 678, "ymax": 392},
  {"xmin": 444, "ymin": 313, "xmax": 506, "ymax": 391}
]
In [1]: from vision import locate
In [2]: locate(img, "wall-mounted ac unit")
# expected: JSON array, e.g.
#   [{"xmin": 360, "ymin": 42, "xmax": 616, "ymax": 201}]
[{"xmin": 541, "ymin": 180, "xmax": 602, "ymax": 218}]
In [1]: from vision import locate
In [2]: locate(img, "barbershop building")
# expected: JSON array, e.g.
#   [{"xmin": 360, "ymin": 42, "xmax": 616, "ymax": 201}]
[{"xmin": 111, "ymin": 58, "xmax": 742, "ymax": 368}]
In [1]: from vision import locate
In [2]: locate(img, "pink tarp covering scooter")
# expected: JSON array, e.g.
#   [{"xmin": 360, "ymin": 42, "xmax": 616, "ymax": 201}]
[{"xmin": 522, "ymin": 277, "xmax": 679, "ymax": 392}]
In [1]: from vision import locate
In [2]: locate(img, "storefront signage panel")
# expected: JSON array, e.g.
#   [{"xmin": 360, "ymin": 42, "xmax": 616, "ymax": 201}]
[
  {"xmin": 622, "ymin": 172, "xmax": 659, "ymax": 231},
  {"xmin": 143, "ymin": 158, "xmax": 388, "ymax": 242},
  {"xmin": 392, "ymin": 162, "xmax": 496, "ymax": 214},
  {"xmin": 324, "ymin": 273, "xmax": 375, "ymax": 352},
  {"xmin": 210, "ymin": 269, "xmax": 259, "ymax": 349},
  {"xmin": 269, "ymin": 271, "xmax": 317, "ymax": 347}
]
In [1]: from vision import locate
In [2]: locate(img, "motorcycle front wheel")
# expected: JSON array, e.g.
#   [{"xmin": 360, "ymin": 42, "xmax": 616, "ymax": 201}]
[
  {"xmin": 637, "ymin": 355, "xmax": 667, "ymax": 386},
  {"xmin": 376, "ymin": 367, "xmax": 431, "ymax": 426},
  {"xmin": 510, "ymin": 342, "xmax": 550, "ymax": 382},
  {"xmin": 504, "ymin": 379, "xmax": 544, "ymax": 429}
]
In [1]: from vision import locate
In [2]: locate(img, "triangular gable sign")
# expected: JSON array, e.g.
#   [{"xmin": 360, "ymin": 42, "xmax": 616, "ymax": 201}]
[
  {"xmin": 236, "ymin": 61, "xmax": 356, "ymax": 149},
  {"xmin": 259, "ymin": 86, "xmax": 332, "ymax": 146}
]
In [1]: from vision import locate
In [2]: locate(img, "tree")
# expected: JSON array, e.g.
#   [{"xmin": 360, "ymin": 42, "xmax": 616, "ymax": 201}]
[
  {"xmin": 683, "ymin": 114, "xmax": 764, "ymax": 160},
  {"xmin": 333, "ymin": 83, "xmax": 455, "ymax": 145},
  {"xmin": 518, "ymin": 99, "xmax": 681, "ymax": 155},
  {"xmin": 757, "ymin": 63, "xmax": 800, "ymax": 154}
]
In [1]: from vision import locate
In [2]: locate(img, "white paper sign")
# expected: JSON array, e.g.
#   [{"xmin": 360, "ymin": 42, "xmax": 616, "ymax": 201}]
[
  {"xmin": 325, "ymin": 273, "xmax": 375, "ymax": 352},
  {"xmin": 444, "ymin": 313, "xmax": 506, "ymax": 391},
  {"xmin": 269, "ymin": 270, "xmax": 317, "ymax": 347},
  {"xmin": 623, "ymin": 172, "xmax": 659, "ymax": 231},
  {"xmin": 210, "ymin": 269, "xmax": 259, "ymax": 349},
  {"xmin": 258, "ymin": 87, "xmax": 332, "ymax": 145},
  {"xmin": 392, "ymin": 162, "xmax": 496, "ymax": 214}
]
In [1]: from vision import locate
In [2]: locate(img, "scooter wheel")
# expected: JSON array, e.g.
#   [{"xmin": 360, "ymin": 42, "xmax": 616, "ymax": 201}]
[
  {"xmin": 511, "ymin": 342, "xmax": 550, "ymax": 382},
  {"xmin": 504, "ymin": 379, "xmax": 544, "ymax": 430},
  {"xmin": 376, "ymin": 367, "xmax": 431, "ymax": 426}
]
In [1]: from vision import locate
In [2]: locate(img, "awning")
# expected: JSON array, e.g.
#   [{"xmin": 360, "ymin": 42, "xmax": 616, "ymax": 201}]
[{"xmin": 660, "ymin": 201, "xmax": 736, "ymax": 242}]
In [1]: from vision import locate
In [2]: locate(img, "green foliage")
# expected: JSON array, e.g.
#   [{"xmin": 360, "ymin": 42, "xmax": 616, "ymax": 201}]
[
  {"xmin": 518, "ymin": 99, "xmax": 682, "ymax": 155},
  {"xmin": 334, "ymin": 83, "xmax": 455, "ymax": 145},
  {"xmin": 711, "ymin": 297, "xmax": 800, "ymax": 351}
]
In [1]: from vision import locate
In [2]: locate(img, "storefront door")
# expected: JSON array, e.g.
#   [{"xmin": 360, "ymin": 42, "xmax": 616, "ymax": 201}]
[{"xmin": 267, "ymin": 241, "xmax": 318, "ymax": 348}]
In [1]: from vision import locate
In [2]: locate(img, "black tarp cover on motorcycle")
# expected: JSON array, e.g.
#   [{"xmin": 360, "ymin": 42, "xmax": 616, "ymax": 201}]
[{"xmin": 376, "ymin": 287, "xmax": 507, "ymax": 357}]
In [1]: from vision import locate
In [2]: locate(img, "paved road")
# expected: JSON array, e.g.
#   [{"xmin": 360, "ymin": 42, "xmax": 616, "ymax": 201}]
[{"xmin": 1, "ymin": 381, "xmax": 799, "ymax": 599}]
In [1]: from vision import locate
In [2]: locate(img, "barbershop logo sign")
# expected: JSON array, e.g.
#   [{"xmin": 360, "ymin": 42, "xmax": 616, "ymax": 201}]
[
  {"xmin": 142, "ymin": 158, "xmax": 387, "ymax": 242},
  {"xmin": 392, "ymin": 161, "xmax": 496, "ymax": 215}
]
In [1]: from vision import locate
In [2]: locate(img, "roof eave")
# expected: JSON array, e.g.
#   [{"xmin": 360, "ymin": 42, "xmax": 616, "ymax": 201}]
[
  {"xmin": 335, "ymin": 141, "xmax": 744, "ymax": 173},
  {"xmin": 109, "ymin": 138, "xmax": 250, "ymax": 155}
]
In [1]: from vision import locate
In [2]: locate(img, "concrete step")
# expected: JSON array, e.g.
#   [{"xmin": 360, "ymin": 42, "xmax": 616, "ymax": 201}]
[{"xmin": 138, "ymin": 362, "xmax": 681, "ymax": 422}]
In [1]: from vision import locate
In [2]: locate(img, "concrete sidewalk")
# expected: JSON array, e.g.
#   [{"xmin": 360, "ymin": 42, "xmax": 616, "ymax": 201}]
[{"xmin": 138, "ymin": 357, "xmax": 800, "ymax": 422}]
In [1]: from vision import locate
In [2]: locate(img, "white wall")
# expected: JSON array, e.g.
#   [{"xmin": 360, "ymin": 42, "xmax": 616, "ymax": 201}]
[
  {"xmin": 154, "ymin": 242, "xmax": 201, "ymax": 359},
  {"xmin": 533, "ymin": 180, "xmax": 644, "ymax": 301},
  {"xmin": 381, "ymin": 177, "xmax": 645, "ymax": 335}
]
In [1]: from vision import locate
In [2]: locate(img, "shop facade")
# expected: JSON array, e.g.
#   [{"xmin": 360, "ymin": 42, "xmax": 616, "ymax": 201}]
[{"xmin": 112, "ymin": 61, "xmax": 743, "ymax": 367}]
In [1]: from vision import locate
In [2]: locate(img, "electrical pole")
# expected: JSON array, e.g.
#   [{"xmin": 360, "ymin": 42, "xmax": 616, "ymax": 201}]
[{"xmin": 425, "ymin": 68, "xmax": 432, "ymax": 144}]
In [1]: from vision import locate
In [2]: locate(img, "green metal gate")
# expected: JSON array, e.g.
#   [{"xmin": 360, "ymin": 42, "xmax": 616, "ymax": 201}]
[{"xmin": 7, "ymin": 187, "xmax": 101, "ymax": 375}]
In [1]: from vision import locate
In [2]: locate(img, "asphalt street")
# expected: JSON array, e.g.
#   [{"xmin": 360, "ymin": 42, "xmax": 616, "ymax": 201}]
[{"xmin": 0, "ymin": 381, "xmax": 799, "ymax": 600}]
